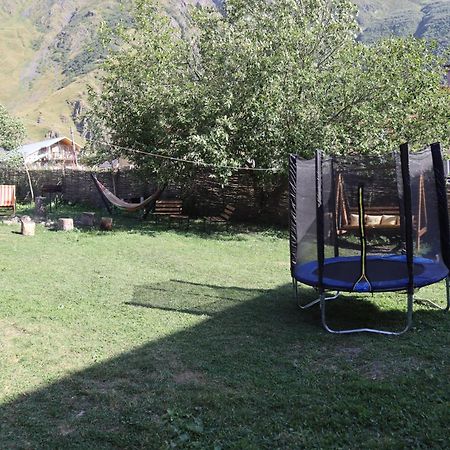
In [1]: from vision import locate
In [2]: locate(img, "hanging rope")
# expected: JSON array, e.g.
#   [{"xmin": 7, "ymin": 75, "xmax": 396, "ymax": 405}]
[{"xmin": 86, "ymin": 139, "xmax": 282, "ymax": 173}]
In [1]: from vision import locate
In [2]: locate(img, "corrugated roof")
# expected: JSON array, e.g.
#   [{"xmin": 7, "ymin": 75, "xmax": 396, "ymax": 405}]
[
  {"xmin": 19, "ymin": 137, "xmax": 67, "ymax": 157},
  {"xmin": 17, "ymin": 137, "xmax": 82, "ymax": 163}
]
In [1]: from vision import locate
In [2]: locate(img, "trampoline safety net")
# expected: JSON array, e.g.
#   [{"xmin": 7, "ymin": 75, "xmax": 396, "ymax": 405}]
[{"xmin": 289, "ymin": 144, "xmax": 450, "ymax": 293}]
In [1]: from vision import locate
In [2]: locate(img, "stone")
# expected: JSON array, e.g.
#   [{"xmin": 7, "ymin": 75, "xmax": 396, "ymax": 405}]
[
  {"xmin": 58, "ymin": 218, "xmax": 74, "ymax": 231},
  {"xmin": 100, "ymin": 217, "xmax": 113, "ymax": 231}
]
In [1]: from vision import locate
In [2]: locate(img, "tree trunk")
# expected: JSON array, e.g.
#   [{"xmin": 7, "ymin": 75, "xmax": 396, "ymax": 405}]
[
  {"xmin": 100, "ymin": 217, "xmax": 113, "ymax": 231},
  {"xmin": 35, "ymin": 196, "xmax": 47, "ymax": 217},
  {"xmin": 81, "ymin": 212, "xmax": 95, "ymax": 227}
]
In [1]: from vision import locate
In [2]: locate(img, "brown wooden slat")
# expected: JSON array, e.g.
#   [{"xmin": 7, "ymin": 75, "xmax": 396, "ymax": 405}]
[
  {"xmin": 156, "ymin": 201, "xmax": 182, "ymax": 205},
  {"xmin": 153, "ymin": 199, "xmax": 185, "ymax": 218},
  {"xmin": 155, "ymin": 207, "xmax": 182, "ymax": 211}
]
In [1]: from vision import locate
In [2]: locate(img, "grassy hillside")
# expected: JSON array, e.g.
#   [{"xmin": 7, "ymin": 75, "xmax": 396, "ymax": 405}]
[
  {"xmin": 0, "ymin": 0, "xmax": 448, "ymax": 144},
  {"xmin": 0, "ymin": 0, "xmax": 130, "ymax": 143}
]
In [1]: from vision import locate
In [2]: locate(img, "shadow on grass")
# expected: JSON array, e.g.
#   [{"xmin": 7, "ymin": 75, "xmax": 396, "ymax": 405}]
[{"xmin": 0, "ymin": 280, "xmax": 448, "ymax": 448}]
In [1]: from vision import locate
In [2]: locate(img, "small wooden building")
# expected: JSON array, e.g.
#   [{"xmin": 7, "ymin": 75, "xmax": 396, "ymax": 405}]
[{"xmin": 19, "ymin": 137, "xmax": 82, "ymax": 168}]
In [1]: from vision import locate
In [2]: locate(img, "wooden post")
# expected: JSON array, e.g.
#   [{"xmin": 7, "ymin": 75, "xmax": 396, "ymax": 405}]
[
  {"xmin": 21, "ymin": 216, "xmax": 35, "ymax": 236},
  {"xmin": 35, "ymin": 196, "xmax": 47, "ymax": 217},
  {"xmin": 58, "ymin": 218, "xmax": 74, "ymax": 231},
  {"xmin": 100, "ymin": 217, "xmax": 113, "ymax": 231},
  {"xmin": 70, "ymin": 127, "xmax": 79, "ymax": 168},
  {"xmin": 91, "ymin": 174, "xmax": 113, "ymax": 214}
]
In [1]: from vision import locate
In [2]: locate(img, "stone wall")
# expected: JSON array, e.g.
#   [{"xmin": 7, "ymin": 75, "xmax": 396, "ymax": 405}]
[{"xmin": 0, "ymin": 168, "xmax": 289, "ymax": 225}]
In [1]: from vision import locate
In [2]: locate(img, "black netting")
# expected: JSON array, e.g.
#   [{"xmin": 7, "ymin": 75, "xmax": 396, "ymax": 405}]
[
  {"xmin": 410, "ymin": 150, "xmax": 443, "ymax": 263},
  {"xmin": 289, "ymin": 146, "xmax": 449, "ymax": 292},
  {"xmin": 295, "ymin": 158, "xmax": 317, "ymax": 267}
]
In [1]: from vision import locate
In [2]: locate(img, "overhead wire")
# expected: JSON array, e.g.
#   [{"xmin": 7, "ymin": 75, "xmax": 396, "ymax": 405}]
[{"xmin": 86, "ymin": 139, "xmax": 282, "ymax": 173}]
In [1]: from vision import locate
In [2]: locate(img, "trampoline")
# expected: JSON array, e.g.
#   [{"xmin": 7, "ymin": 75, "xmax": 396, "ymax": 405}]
[{"xmin": 289, "ymin": 143, "xmax": 450, "ymax": 335}]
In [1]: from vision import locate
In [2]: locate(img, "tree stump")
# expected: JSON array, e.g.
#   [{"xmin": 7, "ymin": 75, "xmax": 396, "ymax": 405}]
[
  {"xmin": 81, "ymin": 212, "xmax": 95, "ymax": 227},
  {"xmin": 100, "ymin": 217, "xmax": 113, "ymax": 231},
  {"xmin": 21, "ymin": 216, "xmax": 35, "ymax": 236},
  {"xmin": 35, "ymin": 196, "xmax": 47, "ymax": 217},
  {"xmin": 58, "ymin": 218, "xmax": 74, "ymax": 231}
]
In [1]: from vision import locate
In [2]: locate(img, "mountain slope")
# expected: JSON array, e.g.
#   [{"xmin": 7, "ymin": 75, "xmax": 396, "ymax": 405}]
[
  {"xmin": 0, "ymin": 0, "xmax": 448, "ymax": 143},
  {"xmin": 0, "ymin": 0, "xmax": 132, "ymax": 142},
  {"xmin": 355, "ymin": 0, "xmax": 450, "ymax": 52},
  {"xmin": 0, "ymin": 0, "xmax": 220, "ymax": 143}
]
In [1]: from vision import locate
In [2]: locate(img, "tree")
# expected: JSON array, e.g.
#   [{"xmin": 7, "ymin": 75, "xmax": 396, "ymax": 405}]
[
  {"xmin": 0, "ymin": 104, "xmax": 25, "ymax": 151},
  {"xmin": 88, "ymin": 0, "xmax": 450, "ymax": 184}
]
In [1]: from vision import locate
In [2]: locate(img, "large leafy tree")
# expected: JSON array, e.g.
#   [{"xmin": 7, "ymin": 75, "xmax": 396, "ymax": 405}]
[
  {"xmin": 89, "ymin": 0, "xmax": 450, "ymax": 183},
  {"xmin": 0, "ymin": 104, "xmax": 25, "ymax": 151}
]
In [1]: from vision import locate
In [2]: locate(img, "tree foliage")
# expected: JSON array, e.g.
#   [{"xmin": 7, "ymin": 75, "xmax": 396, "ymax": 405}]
[
  {"xmin": 88, "ymin": 0, "xmax": 450, "ymax": 184},
  {"xmin": 0, "ymin": 104, "xmax": 25, "ymax": 151}
]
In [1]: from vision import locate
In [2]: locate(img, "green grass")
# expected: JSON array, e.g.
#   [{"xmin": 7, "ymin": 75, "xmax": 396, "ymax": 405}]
[{"xmin": 0, "ymin": 204, "xmax": 449, "ymax": 449}]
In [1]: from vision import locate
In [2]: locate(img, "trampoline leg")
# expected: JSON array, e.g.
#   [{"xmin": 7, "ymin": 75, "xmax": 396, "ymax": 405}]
[
  {"xmin": 447, "ymin": 277, "xmax": 450, "ymax": 312},
  {"xmin": 294, "ymin": 280, "xmax": 340, "ymax": 310},
  {"xmin": 320, "ymin": 292, "xmax": 413, "ymax": 336}
]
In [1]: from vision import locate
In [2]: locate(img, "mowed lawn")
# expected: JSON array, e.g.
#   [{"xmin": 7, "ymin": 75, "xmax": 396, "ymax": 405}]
[{"xmin": 0, "ymin": 213, "xmax": 449, "ymax": 449}]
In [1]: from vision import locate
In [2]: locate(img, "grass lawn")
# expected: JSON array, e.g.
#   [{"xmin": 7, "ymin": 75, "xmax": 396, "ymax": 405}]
[{"xmin": 0, "ymin": 205, "xmax": 449, "ymax": 449}]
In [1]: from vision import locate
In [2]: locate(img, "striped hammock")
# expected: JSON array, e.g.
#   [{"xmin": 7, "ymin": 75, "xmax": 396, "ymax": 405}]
[{"xmin": 91, "ymin": 175, "xmax": 164, "ymax": 213}]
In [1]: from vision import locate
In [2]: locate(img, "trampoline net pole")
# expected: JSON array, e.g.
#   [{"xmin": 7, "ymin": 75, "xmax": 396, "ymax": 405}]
[
  {"xmin": 399, "ymin": 143, "xmax": 415, "ymax": 295},
  {"xmin": 315, "ymin": 150, "xmax": 325, "ymax": 291}
]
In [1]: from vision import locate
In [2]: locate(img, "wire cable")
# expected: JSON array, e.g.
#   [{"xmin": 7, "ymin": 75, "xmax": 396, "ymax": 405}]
[{"xmin": 87, "ymin": 139, "xmax": 282, "ymax": 173}]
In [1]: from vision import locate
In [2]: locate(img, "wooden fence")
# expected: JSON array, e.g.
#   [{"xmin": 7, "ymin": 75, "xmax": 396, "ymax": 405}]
[{"xmin": 0, "ymin": 168, "xmax": 289, "ymax": 225}]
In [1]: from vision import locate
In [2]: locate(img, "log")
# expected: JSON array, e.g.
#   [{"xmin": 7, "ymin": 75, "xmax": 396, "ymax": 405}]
[
  {"xmin": 58, "ymin": 218, "xmax": 74, "ymax": 231},
  {"xmin": 21, "ymin": 216, "xmax": 35, "ymax": 236},
  {"xmin": 100, "ymin": 217, "xmax": 113, "ymax": 231},
  {"xmin": 81, "ymin": 212, "xmax": 95, "ymax": 227}
]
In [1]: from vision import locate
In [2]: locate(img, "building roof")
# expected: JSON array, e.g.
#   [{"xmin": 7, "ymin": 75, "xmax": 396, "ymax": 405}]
[
  {"xmin": 19, "ymin": 137, "xmax": 81, "ymax": 157},
  {"xmin": 18, "ymin": 137, "xmax": 82, "ymax": 163}
]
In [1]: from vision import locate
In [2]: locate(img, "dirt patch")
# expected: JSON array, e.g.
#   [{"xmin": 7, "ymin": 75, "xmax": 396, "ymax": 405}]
[
  {"xmin": 173, "ymin": 370, "xmax": 206, "ymax": 385},
  {"xmin": 360, "ymin": 357, "xmax": 422, "ymax": 381},
  {"xmin": 58, "ymin": 424, "xmax": 76, "ymax": 436},
  {"xmin": 337, "ymin": 346, "xmax": 363, "ymax": 361},
  {"xmin": 0, "ymin": 321, "xmax": 32, "ymax": 350},
  {"xmin": 84, "ymin": 377, "xmax": 142, "ymax": 395}
]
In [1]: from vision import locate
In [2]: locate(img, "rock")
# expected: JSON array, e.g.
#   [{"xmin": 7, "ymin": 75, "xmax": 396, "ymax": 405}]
[
  {"xmin": 2, "ymin": 216, "xmax": 20, "ymax": 225},
  {"xmin": 58, "ymin": 218, "xmax": 74, "ymax": 231}
]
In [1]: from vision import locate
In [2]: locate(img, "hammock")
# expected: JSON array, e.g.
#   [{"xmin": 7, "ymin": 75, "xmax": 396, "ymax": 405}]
[{"xmin": 91, "ymin": 174, "xmax": 164, "ymax": 213}]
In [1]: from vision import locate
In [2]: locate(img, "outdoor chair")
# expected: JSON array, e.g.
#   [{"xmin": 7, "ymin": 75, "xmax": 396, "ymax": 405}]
[{"xmin": 0, "ymin": 185, "xmax": 16, "ymax": 215}]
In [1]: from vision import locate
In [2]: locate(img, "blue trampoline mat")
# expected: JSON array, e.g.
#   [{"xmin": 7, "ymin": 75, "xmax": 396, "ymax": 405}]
[{"xmin": 294, "ymin": 254, "xmax": 448, "ymax": 292}]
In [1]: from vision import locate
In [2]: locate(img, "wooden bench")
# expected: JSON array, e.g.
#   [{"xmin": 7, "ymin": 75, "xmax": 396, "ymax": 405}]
[
  {"xmin": 151, "ymin": 200, "xmax": 189, "ymax": 226},
  {"xmin": 204, "ymin": 204, "xmax": 235, "ymax": 229},
  {"xmin": 338, "ymin": 206, "xmax": 401, "ymax": 235},
  {"xmin": 0, "ymin": 185, "xmax": 16, "ymax": 215},
  {"xmin": 339, "ymin": 205, "xmax": 429, "ymax": 253}
]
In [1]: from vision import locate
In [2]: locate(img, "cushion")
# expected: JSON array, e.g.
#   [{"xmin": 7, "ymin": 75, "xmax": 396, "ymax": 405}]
[
  {"xmin": 349, "ymin": 214, "xmax": 360, "ymax": 226},
  {"xmin": 365, "ymin": 215, "xmax": 383, "ymax": 226},
  {"xmin": 381, "ymin": 215, "xmax": 398, "ymax": 226}
]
